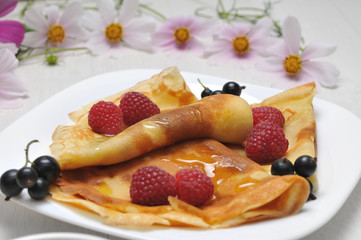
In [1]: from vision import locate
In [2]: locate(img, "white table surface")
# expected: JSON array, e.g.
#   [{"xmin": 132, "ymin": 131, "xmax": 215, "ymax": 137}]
[{"xmin": 1, "ymin": 0, "xmax": 361, "ymax": 239}]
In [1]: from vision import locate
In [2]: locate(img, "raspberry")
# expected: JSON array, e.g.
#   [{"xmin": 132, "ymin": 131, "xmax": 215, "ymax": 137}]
[
  {"xmin": 245, "ymin": 122, "xmax": 289, "ymax": 164},
  {"xmin": 88, "ymin": 101, "xmax": 123, "ymax": 135},
  {"xmin": 176, "ymin": 169, "xmax": 214, "ymax": 207},
  {"xmin": 120, "ymin": 92, "xmax": 160, "ymax": 126},
  {"xmin": 130, "ymin": 166, "xmax": 178, "ymax": 206},
  {"xmin": 252, "ymin": 106, "xmax": 285, "ymax": 128}
]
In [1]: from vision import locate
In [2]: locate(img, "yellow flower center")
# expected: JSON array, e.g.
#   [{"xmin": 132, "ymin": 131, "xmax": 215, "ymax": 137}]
[
  {"xmin": 174, "ymin": 27, "xmax": 190, "ymax": 45},
  {"xmin": 283, "ymin": 55, "xmax": 302, "ymax": 75},
  {"xmin": 47, "ymin": 25, "xmax": 66, "ymax": 44},
  {"xmin": 232, "ymin": 35, "xmax": 250, "ymax": 55},
  {"xmin": 105, "ymin": 23, "xmax": 123, "ymax": 42}
]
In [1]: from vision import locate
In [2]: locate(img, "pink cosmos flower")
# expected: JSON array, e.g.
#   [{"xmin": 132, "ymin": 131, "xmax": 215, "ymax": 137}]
[
  {"xmin": 0, "ymin": 47, "xmax": 27, "ymax": 109},
  {"xmin": 152, "ymin": 15, "xmax": 216, "ymax": 56},
  {"xmin": 0, "ymin": 0, "xmax": 25, "ymax": 46},
  {"xmin": 22, "ymin": 1, "xmax": 87, "ymax": 49},
  {"xmin": 256, "ymin": 16, "xmax": 339, "ymax": 89},
  {"xmin": 82, "ymin": 0, "xmax": 156, "ymax": 58},
  {"xmin": 205, "ymin": 18, "xmax": 274, "ymax": 68}
]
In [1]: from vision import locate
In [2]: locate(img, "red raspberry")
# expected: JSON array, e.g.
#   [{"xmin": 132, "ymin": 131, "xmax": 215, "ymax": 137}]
[
  {"xmin": 252, "ymin": 106, "xmax": 285, "ymax": 128},
  {"xmin": 245, "ymin": 122, "xmax": 289, "ymax": 164},
  {"xmin": 130, "ymin": 166, "xmax": 178, "ymax": 206},
  {"xmin": 120, "ymin": 92, "xmax": 160, "ymax": 126},
  {"xmin": 88, "ymin": 101, "xmax": 123, "ymax": 135},
  {"xmin": 176, "ymin": 169, "xmax": 214, "ymax": 207}
]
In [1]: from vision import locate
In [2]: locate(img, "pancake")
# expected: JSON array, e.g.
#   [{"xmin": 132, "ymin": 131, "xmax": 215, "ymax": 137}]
[
  {"xmin": 50, "ymin": 94, "xmax": 253, "ymax": 169},
  {"xmin": 51, "ymin": 139, "xmax": 309, "ymax": 228},
  {"xmin": 69, "ymin": 66, "xmax": 198, "ymax": 127}
]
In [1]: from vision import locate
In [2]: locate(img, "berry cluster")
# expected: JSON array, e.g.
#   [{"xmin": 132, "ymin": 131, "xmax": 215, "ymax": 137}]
[
  {"xmin": 271, "ymin": 156, "xmax": 317, "ymax": 200},
  {"xmin": 245, "ymin": 106, "xmax": 288, "ymax": 164},
  {"xmin": 130, "ymin": 166, "xmax": 214, "ymax": 207},
  {"xmin": 0, "ymin": 140, "xmax": 60, "ymax": 201},
  {"xmin": 198, "ymin": 79, "xmax": 246, "ymax": 98},
  {"xmin": 88, "ymin": 92, "xmax": 160, "ymax": 135}
]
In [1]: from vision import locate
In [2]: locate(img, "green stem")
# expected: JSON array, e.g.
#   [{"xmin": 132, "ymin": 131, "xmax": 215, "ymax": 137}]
[
  {"xmin": 17, "ymin": 47, "xmax": 88, "ymax": 60},
  {"xmin": 197, "ymin": 78, "xmax": 209, "ymax": 90},
  {"xmin": 24, "ymin": 140, "xmax": 39, "ymax": 167},
  {"xmin": 139, "ymin": 4, "xmax": 167, "ymax": 21}
]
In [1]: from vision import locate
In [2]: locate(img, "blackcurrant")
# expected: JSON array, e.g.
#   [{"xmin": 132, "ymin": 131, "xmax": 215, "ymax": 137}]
[
  {"xmin": 294, "ymin": 155, "xmax": 317, "ymax": 177},
  {"xmin": 222, "ymin": 81, "xmax": 245, "ymax": 96},
  {"xmin": 16, "ymin": 167, "xmax": 38, "ymax": 188},
  {"xmin": 32, "ymin": 155, "xmax": 60, "ymax": 184},
  {"xmin": 201, "ymin": 88, "xmax": 213, "ymax": 98},
  {"xmin": 271, "ymin": 158, "xmax": 295, "ymax": 176},
  {"xmin": 211, "ymin": 90, "xmax": 225, "ymax": 95},
  {"xmin": 28, "ymin": 177, "xmax": 51, "ymax": 200},
  {"xmin": 305, "ymin": 178, "xmax": 317, "ymax": 201},
  {"xmin": 1, "ymin": 169, "xmax": 23, "ymax": 200}
]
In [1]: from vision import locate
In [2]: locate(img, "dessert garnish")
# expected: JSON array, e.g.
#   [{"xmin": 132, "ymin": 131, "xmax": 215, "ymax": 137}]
[
  {"xmin": 0, "ymin": 140, "xmax": 60, "ymax": 201},
  {"xmin": 176, "ymin": 168, "xmax": 214, "ymax": 207},
  {"xmin": 271, "ymin": 155, "xmax": 317, "ymax": 200},
  {"xmin": 130, "ymin": 166, "xmax": 178, "ymax": 206},
  {"xmin": 119, "ymin": 91, "xmax": 160, "ymax": 126},
  {"xmin": 252, "ymin": 106, "xmax": 285, "ymax": 127},
  {"xmin": 197, "ymin": 78, "xmax": 246, "ymax": 98},
  {"xmin": 245, "ymin": 122, "xmax": 289, "ymax": 164},
  {"xmin": 88, "ymin": 100, "xmax": 123, "ymax": 135}
]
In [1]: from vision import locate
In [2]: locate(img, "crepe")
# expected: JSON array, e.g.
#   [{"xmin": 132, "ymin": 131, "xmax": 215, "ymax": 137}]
[
  {"xmin": 51, "ymin": 94, "xmax": 253, "ymax": 169},
  {"xmin": 69, "ymin": 66, "xmax": 198, "ymax": 127},
  {"xmin": 231, "ymin": 82, "xmax": 318, "ymax": 189},
  {"xmin": 51, "ymin": 139, "xmax": 310, "ymax": 228}
]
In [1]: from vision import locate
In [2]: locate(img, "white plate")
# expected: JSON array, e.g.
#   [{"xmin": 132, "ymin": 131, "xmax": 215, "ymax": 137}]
[
  {"xmin": 1, "ymin": 69, "xmax": 361, "ymax": 240},
  {"xmin": 13, "ymin": 232, "xmax": 107, "ymax": 240}
]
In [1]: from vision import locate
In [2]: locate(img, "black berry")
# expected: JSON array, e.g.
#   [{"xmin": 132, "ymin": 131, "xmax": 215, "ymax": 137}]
[
  {"xmin": 28, "ymin": 177, "xmax": 51, "ymax": 200},
  {"xmin": 32, "ymin": 155, "xmax": 60, "ymax": 184},
  {"xmin": 1, "ymin": 169, "xmax": 23, "ymax": 200},
  {"xmin": 294, "ymin": 155, "xmax": 317, "ymax": 177},
  {"xmin": 222, "ymin": 81, "xmax": 245, "ymax": 96},
  {"xmin": 16, "ymin": 167, "xmax": 38, "ymax": 188},
  {"xmin": 211, "ymin": 90, "xmax": 225, "ymax": 95},
  {"xmin": 201, "ymin": 88, "xmax": 213, "ymax": 98},
  {"xmin": 271, "ymin": 158, "xmax": 295, "ymax": 176}
]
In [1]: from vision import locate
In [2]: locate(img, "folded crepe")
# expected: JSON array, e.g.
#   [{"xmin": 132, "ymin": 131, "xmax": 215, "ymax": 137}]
[
  {"xmin": 51, "ymin": 138, "xmax": 310, "ymax": 228},
  {"xmin": 230, "ymin": 82, "xmax": 318, "ymax": 190},
  {"xmin": 51, "ymin": 94, "xmax": 254, "ymax": 169},
  {"xmin": 69, "ymin": 66, "xmax": 198, "ymax": 127}
]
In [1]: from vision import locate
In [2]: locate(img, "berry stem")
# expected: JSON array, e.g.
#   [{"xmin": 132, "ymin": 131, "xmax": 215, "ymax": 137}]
[
  {"xmin": 24, "ymin": 140, "xmax": 39, "ymax": 167},
  {"xmin": 197, "ymin": 78, "xmax": 209, "ymax": 90}
]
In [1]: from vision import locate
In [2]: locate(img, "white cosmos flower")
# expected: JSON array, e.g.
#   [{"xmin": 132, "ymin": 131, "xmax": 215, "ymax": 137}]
[
  {"xmin": 257, "ymin": 16, "xmax": 340, "ymax": 89},
  {"xmin": 82, "ymin": 0, "xmax": 156, "ymax": 58},
  {"xmin": 22, "ymin": 1, "xmax": 87, "ymax": 49}
]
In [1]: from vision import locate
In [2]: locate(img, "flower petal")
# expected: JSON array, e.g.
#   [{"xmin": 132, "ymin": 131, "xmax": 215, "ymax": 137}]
[
  {"xmin": 0, "ymin": 20, "xmax": 25, "ymax": 46},
  {"xmin": 123, "ymin": 32, "xmax": 153, "ymax": 52},
  {"xmin": 282, "ymin": 16, "xmax": 301, "ymax": 55},
  {"xmin": 0, "ymin": 42, "xmax": 18, "ymax": 54},
  {"xmin": 0, "ymin": 0, "xmax": 17, "ymax": 18},
  {"xmin": 118, "ymin": 0, "xmax": 139, "ymax": 24},
  {"xmin": 21, "ymin": 31, "xmax": 47, "ymax": 48},
  {"xmin": 59, "ymin": 1, "xmax": 83, "ymax": 28},
  {"xmin": 301, "ymin": 41, "xmax": 337, "ymax": 60},
  {"xmin": 124, "ymin": 17, "xmax": 156, "ymax": 33},
  {"xmin": 0, "ymin": 72, "xmax": 27, "ymax": 109},
  {"xmin": 86, "ymin": 32, "xmax": 111, "ymax": 55},
  {"xmin": 24, "ymin": 7, "xmax": 49, "ymax": 32},
  {"xmin": 44, "ymin": 5, "xmax": 59, "ymax": 26},
  {"xmin": 81, "ymin": 10, "xmax": 106, "ymax": 31},
  {"xmin": 96, "ymin": 0, "xmax": 116, "ymax": 25},
  {"xmin": 248, "ymin": 17, "xmax": 273, "ymax": 42},
  {"xmin": 302, "ymin": 61, "xmax": 340, "ymax": 88},
  {"xmin": 0, "ymin": 48, "xmax": 18, "ymax": 73}
]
